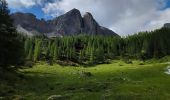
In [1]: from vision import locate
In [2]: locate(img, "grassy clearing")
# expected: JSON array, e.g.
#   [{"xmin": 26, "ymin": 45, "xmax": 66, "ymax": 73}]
[{"xmin": 0, "ymin": 58, "xmax": 170, "ymax": 100}]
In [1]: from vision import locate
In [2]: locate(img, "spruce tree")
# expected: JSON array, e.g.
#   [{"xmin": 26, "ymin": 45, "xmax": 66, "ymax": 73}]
[
  {"xmin": 33, "ymin": 40, "xmax": 41, "ymax": 61},
  {"xmin": 0, "ymin": 0, "xmax": 24, "ymax": 68}
]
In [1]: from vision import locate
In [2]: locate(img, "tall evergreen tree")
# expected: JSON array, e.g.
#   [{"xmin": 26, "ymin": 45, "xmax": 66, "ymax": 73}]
[
  {"xmin": 0, "ymin": 0, "xmax": 24, "ymax": 68},
  {"xmin": 33, "ymin": 40, "xmax": 41, "ymax": 61}
]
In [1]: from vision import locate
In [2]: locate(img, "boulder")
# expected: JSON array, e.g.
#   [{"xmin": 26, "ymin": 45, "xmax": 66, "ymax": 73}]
[{"xmin": 47, "ymin": 95, "xmax": 63, "ymax": 100}]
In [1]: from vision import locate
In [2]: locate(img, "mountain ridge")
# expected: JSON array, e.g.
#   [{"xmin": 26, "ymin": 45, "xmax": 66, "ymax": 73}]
[{"xmin": 11, "ymin": 8, "xmax": 118, "ymax": 37}]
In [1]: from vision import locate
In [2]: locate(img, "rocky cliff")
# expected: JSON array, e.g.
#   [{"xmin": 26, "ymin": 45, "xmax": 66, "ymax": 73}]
[{"xmin": 11, "ymin": 8, "xmax": 118, "ymax": 37}]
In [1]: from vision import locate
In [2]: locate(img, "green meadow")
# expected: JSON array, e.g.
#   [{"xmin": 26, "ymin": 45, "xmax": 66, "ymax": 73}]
[
  {"xmin": 1, "ymin": 57, "xmax": 170, "ymax": 100},
  {"xmin": 1, "ymin": 0, "xmax": 170, "ymax": 100}
]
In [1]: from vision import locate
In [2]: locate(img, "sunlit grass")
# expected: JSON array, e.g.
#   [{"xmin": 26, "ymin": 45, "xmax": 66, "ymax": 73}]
[{"xmin": 1, "ymin": 58, "xmax": 170, "ymax": 100}]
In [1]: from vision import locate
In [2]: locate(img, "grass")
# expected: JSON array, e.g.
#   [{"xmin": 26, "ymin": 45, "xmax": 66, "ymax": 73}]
[{"xmin": 0, "ymin": 58, "xmax": 170, "ymax": 100}]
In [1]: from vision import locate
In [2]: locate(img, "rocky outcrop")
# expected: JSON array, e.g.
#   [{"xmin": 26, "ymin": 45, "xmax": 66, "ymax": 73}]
[
  {"xmin": 82, "ymin": 12, "xmax": 99, "ymax": 35},
  {"xmin": 164, "ymin": 23, "xmax": 170, "ymax": 28},
  {"xmin": 82, "ymin": 12, "xmax": 117, "ymax": 35},
  {"xmin": 11, "ymin": 8, "xmax": 118, "ymax": 36},
  {"xmin": 47, "ymin": 95, "xmax": 63, "ymax": 100},
  {"xmin": 53, "ymin": 8, "xmax": 83, "ymax": 35},
  {"xmin": 16, "ymin": 25, "xmax": 34, "ymax": 36},
  {"xmin": 11, "ymin": 12, "xmax": 55, "ymax": 34},
  {"xmin": 98, "ymin": 26, "xmax": 117, "ymax": 35}
]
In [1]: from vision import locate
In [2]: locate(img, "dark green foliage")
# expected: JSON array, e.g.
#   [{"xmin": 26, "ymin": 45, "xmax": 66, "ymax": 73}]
[
  {"xmin": 23, "ymin": 28, "xmax": 170, "ymax": 65},
  {"xmin": 33, "ymin": 39, "xmax": 42, "ymax": 61},
  {"xmin": 124, "ymin": 28, "xmax": 170, "ymax": 59},
  {"xmin": 0, "ymin": 0, "xmax": 169, "ymax": 67},
  {"xmin": 24, "ymin": 35, "xmax": 122, "ymax": 65},
  {"xmin": 0, "ymin": 0, "xmax": 24, "ymax": 68}
]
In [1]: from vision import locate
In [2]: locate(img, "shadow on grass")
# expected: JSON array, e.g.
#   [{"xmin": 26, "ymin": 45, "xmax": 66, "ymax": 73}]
[{"xmin": 1, "ymin": 63, "xmax": 170, "ymax": 99}]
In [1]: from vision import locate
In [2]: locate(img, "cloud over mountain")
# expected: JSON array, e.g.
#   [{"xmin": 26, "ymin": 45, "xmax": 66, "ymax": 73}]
[{"xmin": 6, "ymin": 0, "xmax": 170, "ymax": 35}]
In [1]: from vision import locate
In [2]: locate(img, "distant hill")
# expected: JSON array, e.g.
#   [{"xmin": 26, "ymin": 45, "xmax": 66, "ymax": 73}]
[{"xmin": 11, "ymin": 8, "xmax": 118, "ymax": 37}]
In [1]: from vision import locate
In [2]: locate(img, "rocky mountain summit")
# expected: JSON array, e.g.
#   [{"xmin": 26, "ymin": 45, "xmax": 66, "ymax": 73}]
[{"xmin": 11, "ymin": 8, "xmax": 118, "ymax": 37}]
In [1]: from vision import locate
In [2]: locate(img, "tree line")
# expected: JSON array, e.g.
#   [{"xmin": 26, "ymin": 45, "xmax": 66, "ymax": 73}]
[
  {"xmin": 0, "ymin": 0, "xmax": 170, "ymax": 69},
  {"xmin": 24, "ymin": 28, "xmax": 170, "ymax": 65}
]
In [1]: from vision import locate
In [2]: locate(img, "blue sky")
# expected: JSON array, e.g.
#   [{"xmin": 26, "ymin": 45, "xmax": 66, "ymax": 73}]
[
  {"xmin": 7, "ymin": 0, "xmax": 170, "ymax": 35},
  {"xmin": 167, "ymin": 0, "xmax": 170, "ymax": 7},
  {"xmin": 10, "ymin": 5, "xmax": 52, "ymax": 20},
  {"xmin": 8, "ymin": 0, "xmax": 170, "ymax": 19}
]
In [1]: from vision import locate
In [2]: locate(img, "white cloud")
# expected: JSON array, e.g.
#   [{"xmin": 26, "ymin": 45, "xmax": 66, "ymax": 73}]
[
  {"xmin": 6, "ymin": 0, "xmax": 47, "ymax": 8},
  {"xmin": 7, "ymin": 0, "xmax": 35, "ymax": 8},
  {"xmin": 7, "ymin": 0, "xmax": 170, "ymax": 35},
  {"xmin": 41, "ymin": 0, "xmax": 170, "ymax": 35},
  {"xmin": 42, "ymin": 2, "xmax": 64, "ymax": 17}
]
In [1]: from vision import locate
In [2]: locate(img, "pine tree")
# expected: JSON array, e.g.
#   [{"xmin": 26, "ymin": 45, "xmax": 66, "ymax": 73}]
[
  {"xmin": 22, "ymin": 28, "xmax": 170, "ymax": 65},
  {"xmin": 33, "ymin": 40, "xmax": 41, "ymax": 61},
  {"xmin": 0, "ymin": 0, "xmax": 24, "ymax": 68},
  {"xmin": 27, "ymin": 44, "xmax": 33, "ymax": 60},
  {"xmin": 53, "ymin": 45, "xmax": 58, "ymax": 61}
]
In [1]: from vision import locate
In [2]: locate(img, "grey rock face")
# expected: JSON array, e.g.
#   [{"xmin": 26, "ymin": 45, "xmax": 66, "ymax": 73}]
[
  {"xmin": 11, "ymin": 9, "xmax": 118, "ymax": 36},
  {"xmin": 164, "ymin": 23, "xmax": 170, "ymax": 28},
  {"xmin": 16, "ymin": 25, "xmax": 34, "ymax": 36},
  {"xmin": 82, "ymin": 12, "xmax": 117, "ymax": 36},
  {"xmin": 53, "ymin": 8, "xmax": 83, "ymax": 35},
  {"xmin": 98, "ymin": 26, "xmax": 117, "ymax": 36},
  {"xmin": 82, "ymin": 12, "xmax": 99, "ymax": 35},
  {"xmin": 11, "ymin": 12, "xmax": 55, "ymax": 34}
]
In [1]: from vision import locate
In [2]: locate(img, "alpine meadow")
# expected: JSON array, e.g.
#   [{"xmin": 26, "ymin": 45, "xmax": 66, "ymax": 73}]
[{"xmin": 0, "ymin": 0, "xmax": 170, "ymax": 100}]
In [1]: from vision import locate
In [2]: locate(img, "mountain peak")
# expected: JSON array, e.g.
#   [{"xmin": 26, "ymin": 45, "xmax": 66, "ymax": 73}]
[
  {"xmin": 83, "ymin": 12, "xmax": 94, "ymax": 21},
  {"xmin": 84, "ymin": 12, "xmax": 93, "ymax": 17},
  {"xmin": 70, "ymin": 8, "xmax": 80, "ymax": 12},
  {"xmin": 11, "ymin": 9, "xmax": 118, "ymax": 37},
  {"xmin": 67, "ymin": 8, "xmax": 81, "ymax": 15}
]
